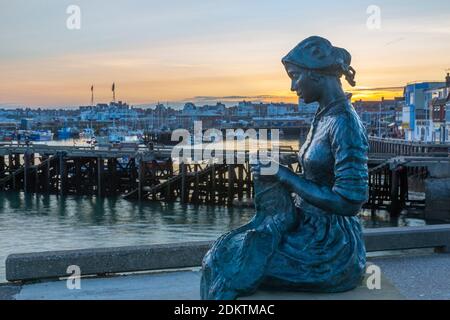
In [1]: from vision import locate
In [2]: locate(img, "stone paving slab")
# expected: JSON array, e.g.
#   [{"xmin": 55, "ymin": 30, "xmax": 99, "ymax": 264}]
[
  {"xmin": 4, "ymin": 269, "xmax": 402, "ymax": 300},
  {"xmin": 14, "ymin": 271, "xmax": 202, "ymax": 300},
  {"xmin": 241, "ymin": 273, "xmax": 402, "ymax": 300},
  {"xmin": 0, "ymin": 285, "xmax": 20, "ymax": 300},
  {"xmin": 370, "ymin": 253, "xmax": 450, "ymax": 300}
]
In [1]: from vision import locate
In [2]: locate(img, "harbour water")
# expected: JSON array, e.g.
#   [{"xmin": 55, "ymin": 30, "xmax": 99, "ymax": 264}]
[{"xmin": 0, "ymin": 191, "xmax": 429, "ymax": 283}]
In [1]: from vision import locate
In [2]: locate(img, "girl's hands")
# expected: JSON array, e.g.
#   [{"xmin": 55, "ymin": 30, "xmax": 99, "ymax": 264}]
[
  {"xmin": 250, "ymin": 159, "xmax": 293, "ymax": 183},
  {"xmin": 250, "ymin": 161, "xmax": 276, "ymax": 182}
]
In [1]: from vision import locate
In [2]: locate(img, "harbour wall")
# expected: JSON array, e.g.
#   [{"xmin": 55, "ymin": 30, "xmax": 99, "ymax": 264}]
[{"xmin": 5, "ymin": 225, "xmax": 450, "ymax": 283}]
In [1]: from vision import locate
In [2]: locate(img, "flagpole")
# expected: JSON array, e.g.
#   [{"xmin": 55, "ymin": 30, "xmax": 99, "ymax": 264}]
[
  {"xmin": 91, "ymin": 85, "xmax": 94, "ymax": 106},
  {"xmin": 112, "ymin": 82, "xmax": 116, "ymax": 103}
]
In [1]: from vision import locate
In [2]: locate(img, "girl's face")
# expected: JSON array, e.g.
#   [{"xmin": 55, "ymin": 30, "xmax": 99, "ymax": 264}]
[{"xmin": 284, "ymin": 63, "xmax": 321, "ymax": 104}]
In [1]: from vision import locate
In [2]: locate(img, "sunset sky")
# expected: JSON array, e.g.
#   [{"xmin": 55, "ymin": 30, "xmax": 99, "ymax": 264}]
[{"xmin": 1, "ymin": 0, "xmax": 449, "ymax": 108}]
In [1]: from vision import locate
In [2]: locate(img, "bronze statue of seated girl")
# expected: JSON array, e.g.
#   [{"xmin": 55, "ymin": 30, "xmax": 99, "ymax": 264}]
[{"xmin": 201, "ymin": 36, "xmax": 369, "ymax": 300}]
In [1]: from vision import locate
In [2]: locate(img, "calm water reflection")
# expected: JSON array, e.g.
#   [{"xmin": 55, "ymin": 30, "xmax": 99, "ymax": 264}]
[{"xmin": 0, "ymin": 192, "xmax": 428, "ymax": 282}]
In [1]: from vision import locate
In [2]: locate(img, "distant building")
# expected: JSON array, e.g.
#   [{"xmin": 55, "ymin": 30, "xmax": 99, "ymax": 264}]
[
  {"xmin": 178, "ymin": 102, "xmax": 226, "ymax": 129},
  {"xmin": 236, "ymin": 101, "xmax": 266, "ymax": 118},
  {"xmin": 403, "ymin": 81, "xmax": 445, "ymax": 142},
  {"xmin": 79, "ymin": 101, "xmax": 137, "ymax": 122},
  {"xmin": 353, "ymin": 97, "xmax": 404, "ymax": 138},
  {"xmin": 20, "ymin": 118, "xmax": 33, "ymax": 130},
  {"xmin": 182, "ymin": 102, "xmax": 197, "ymax": 116},
  {"xmin": 424, "ymin": 73, "xmax": 450, "ymax": 142},
  {"xmin": 267, "ymin": 103, "xmax": 298, "ymax": 117},
  {"xmin": 292, "ymin": 98, "xmax": 318, "ymax": 124},
  {"xmin": 198, "ymin": 102, "xmax": 226, "ymax": 116}
]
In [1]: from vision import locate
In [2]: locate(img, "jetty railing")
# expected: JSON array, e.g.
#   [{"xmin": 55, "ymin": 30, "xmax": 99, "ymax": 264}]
[{"xmin": 369, "ymin": 137, "xmax": 450, "ymax": 157}]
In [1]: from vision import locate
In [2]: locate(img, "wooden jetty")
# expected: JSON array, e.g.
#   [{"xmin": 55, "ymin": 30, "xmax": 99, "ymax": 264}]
[
  {"xmin": 0, "ymin": 139, "xmax": 449, "ymax": 213},
  {"xmin": 367, "ymin": 137, "xmax": 450, "ymax": 213},
  {"xmin": 0, "ymin": 143, "xmax": 298, "ymax": 206},
  {"xmin": 0, "ymin": 143, "xmax": 157, "ymax": 197}
]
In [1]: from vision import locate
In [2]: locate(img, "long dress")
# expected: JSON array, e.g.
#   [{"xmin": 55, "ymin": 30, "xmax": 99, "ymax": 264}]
[{"xmin": 200, "ymin": 98, "xmax": 369, "ymax": 299}]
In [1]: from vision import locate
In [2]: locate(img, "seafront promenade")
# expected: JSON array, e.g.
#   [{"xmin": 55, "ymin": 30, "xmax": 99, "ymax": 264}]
[
  {"xmin": 1, "ymin": 225, "xmax": 449, "ymax": 300},
  {"xmin": 3, "ymin": 252, "xmax": 450, "ymax": 300}
]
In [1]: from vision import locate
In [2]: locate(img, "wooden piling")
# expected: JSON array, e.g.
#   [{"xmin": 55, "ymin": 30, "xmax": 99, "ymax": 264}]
[
  {"xmin": 237, "ymin": 165, "xmax": 244, "ymax": 200},
  {"xmin": 0, "ymin": 156, "xmax": 5, "ymax": 179},
  {"xmin": 138, "ymin": 158, "xmax": 142, "ymax": 202},
  {"xmin": 227, "ymin": 165, "xmax": 235, "ymax": 205},
  {"xmin": 181, "ymin": 162, "xmax": 187, "ymax": 203},
  {"xmin": 75, "ymin": 158, "xmax": 82, "ymax": 195},
  {"xmin": 24, "ymin": 152, "xmax": 29, "ymax": 193},
  {"xmin": 59, "ymin": 153, "xmax": 66, "ymax": 196},
  {"xmin": 97, "ymin": 157, "xmax": 103, "ymax": 197},
  {"xmin": 390, "ymin": 167, "xmax": 400, "ymax": 215}
]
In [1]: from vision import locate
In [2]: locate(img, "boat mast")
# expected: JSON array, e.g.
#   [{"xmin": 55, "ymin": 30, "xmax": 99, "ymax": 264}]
[
  {"xmin": 90, "ymin": 84, "xmax": 94, "ymax": 133},
  {"xmin": 112, "ymin": 82, "xmax": 116, "ymax": 103}
]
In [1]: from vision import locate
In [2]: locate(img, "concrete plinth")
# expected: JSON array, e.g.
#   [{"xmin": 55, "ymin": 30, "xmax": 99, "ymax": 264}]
[{"xmin": 425, "ymin": 178, "xmax": 450, "ymax": 221}]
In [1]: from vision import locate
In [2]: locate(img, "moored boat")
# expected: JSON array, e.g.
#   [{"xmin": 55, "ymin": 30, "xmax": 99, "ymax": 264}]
[
  {"xmin": 57, "ymin": 127, "xmax": 79, "ymax": 139},
  {"xmin": 17, "ymin": 130, "xmax": 54, "ymax": 142}
]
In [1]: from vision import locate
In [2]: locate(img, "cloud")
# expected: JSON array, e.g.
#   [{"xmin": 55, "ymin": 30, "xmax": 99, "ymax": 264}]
[
  {"xmin": 190, "ymin": 95, "xmax": 286, "ymax": 101},
  {"xmin": 0, "ymin": 102, "xmax": 22, "ymax": 108},
  {"xmin": 350, "ymin": 86, "xmax": 404, "ymax": 92},
  {"xmin": 385, "ymin": 37, "xmax": 405, "ymax": 46}
]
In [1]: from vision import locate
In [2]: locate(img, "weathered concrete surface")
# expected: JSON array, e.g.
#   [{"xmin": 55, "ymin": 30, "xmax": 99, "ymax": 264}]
[
  {"xmin": 5, "ymin": 267, "xmax": 403, "ymax": 300},
  {"xmin": 240, "ymin": 269, "xmax": 402, "ymax": 300},
  {"xmin": 363, "ymin": 225, "xmax": 450, "ymax": 252},
  {"xmin": 3, "ymin": 253, "xmax": 450, "ymax": 300},
  {"xmin": 6, "ymin": 241, "xmax": 211, "ymax": 282},
  {"xmin": 427, "ymin": 162, "xmax": 450, "ymax": 179},
  {"xmin": 0, "ymin": 284, "xmax": 20, "ymax": 300},
  {"xmin": 14, "ymin": 271, "xmax": 203, "ymax": 300},
  {"xmin": 6, "ymin": 225, "xmax": 450, "ymax": 282},
  {"xmin": 370, "ymin": 253, "xmax": 450, "ymax": 300},
  {"xmin": 425, "ymin": 178, "xmax": 450, "ymax": 221}
]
